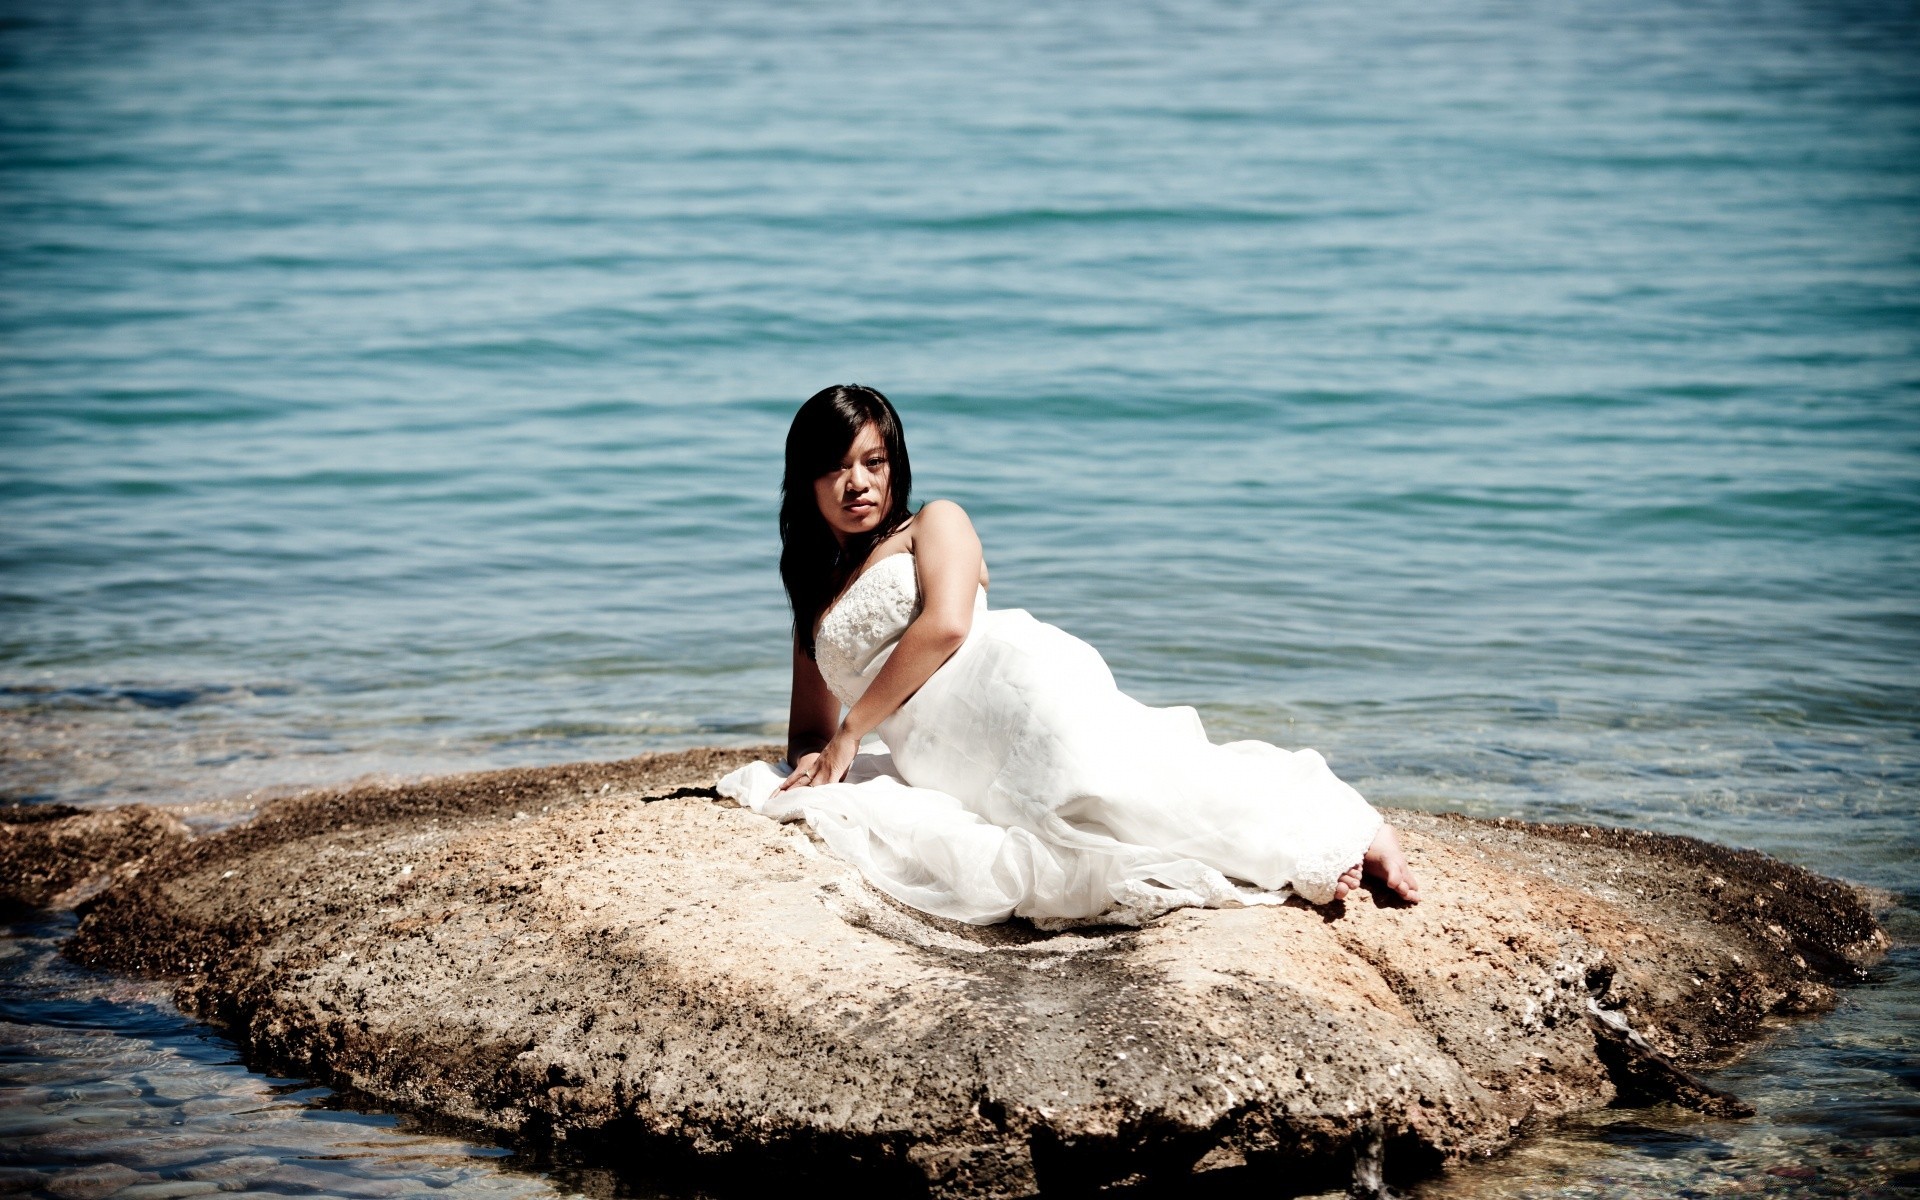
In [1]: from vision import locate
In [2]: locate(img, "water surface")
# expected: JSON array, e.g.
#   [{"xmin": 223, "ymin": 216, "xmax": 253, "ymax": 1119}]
[{"xmin": 2, "ymin": 0, "xmax": 1916, "ymax": 1194}]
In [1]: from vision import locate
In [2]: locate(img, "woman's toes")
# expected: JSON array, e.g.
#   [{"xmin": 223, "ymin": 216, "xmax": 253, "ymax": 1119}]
[
  {"xmin": 1333, "ymin": 864, "xmax": 1362, "ymax": 901},
  {"xmin": 1391, "ymin": 865, "xmax": 1422, "ymax": 903},
  {"xmin": 1364, "ymin": 825, "xmax": 1422, "ymax": 904}
]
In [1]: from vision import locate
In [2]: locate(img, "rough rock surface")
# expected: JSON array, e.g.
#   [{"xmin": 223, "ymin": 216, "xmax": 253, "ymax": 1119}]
[
  {"xmin": 0, "ymin": 802, "xmax": 190, "ymax": 911},
  {"xmin": 62, "ymin": 747, "xmax": 1885, "ymax": 1197}
]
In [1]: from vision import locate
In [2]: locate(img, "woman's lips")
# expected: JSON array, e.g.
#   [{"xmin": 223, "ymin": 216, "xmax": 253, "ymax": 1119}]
[{"xmin": 844, "ymin": 500, "xmax": 875, "ymax": 514}]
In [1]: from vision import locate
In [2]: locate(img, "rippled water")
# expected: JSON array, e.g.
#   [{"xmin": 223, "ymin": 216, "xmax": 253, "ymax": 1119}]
[
  {"xmin": 0, "ymin": 914, "xmax": 581, "ymax": 1200},
  {"xmin": 2, "ymin": 0, "xmax": 1916, "ymax": 1194}
]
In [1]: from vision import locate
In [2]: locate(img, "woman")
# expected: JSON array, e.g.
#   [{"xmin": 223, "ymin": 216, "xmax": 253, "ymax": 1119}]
[{"xmin": 719, "ymin": 384, "xmax": 1419, "ymax": 926}]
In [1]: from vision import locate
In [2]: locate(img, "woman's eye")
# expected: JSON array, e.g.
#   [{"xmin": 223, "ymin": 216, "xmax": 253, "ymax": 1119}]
[{"xmin": 866, "ymin": 456, "xmax": 887, "ymax": 469}]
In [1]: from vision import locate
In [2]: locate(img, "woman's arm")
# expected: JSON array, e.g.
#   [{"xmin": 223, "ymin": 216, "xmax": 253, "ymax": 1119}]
[
  {"xmin": 840, "ymin": 500, "xmax": 980, "ymax": 742},
  {"xmin": 781, "ymin": 500, "xmax": 982, "ymax": 790},
  {"xmin": 786, "ymin": 641, "xmax": 840, "ymax": 769}
]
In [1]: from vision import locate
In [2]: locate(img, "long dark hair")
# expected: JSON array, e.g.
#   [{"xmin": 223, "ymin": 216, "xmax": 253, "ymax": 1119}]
[{"xmin": 781, "ymin": 384, "xmax": 915, "ymax": 657}]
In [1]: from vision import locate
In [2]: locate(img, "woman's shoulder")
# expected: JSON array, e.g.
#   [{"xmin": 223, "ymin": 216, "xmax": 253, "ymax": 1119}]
[
  {"xmin": 903, "ymin": 500, "xmax": 987, "ymax": 589},
  {"xmin": 905, "ymin": 499, "xmax": 984, "ymax": 570},
  {"xmin": 904, "ymin": 499, "xmax": 977, "ymax": 546},
  {"xmin": 913, "ymin": 498, "xmax": 972, "ymax": 526}
]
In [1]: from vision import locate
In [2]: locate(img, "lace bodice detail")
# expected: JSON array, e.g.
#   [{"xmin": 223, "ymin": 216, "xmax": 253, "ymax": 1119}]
[{"xmin": 815, "ymin": 553, "xmax": 923, "ymax": 708}]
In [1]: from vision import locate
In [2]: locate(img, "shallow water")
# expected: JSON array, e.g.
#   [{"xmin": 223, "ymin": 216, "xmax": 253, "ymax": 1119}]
[
  {"xmin": 0, "ymin": 914, "xmax": 583, "ymax": 1200},
  {"xmin": 2, "ymin": 0, "xmax": 1916, "ymax": 1194}
]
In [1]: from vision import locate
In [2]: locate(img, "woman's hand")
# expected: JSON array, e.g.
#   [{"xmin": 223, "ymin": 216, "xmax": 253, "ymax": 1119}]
[
  {"xmin": 775, "ymin": 750, "xmax": 823, "ymax": 794},
  {"xmin": 774, "ymin": 729, "xmax": 859, "ymax": 793}
]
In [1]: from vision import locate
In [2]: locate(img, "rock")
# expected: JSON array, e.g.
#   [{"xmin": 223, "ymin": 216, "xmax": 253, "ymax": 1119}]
[
  {"xmin": 1585, "ymin": 1000, "xmax": 1751, "ymax": 1117},
  {"xmin": 43, "ymin": 1165, "xmax": 142, "ymax": 1200},
  {"xmin": 0, "ymin": 1169, "xmax": 51, "ymax": 1197},
  {"xmin": 64, "ymin": 747, "xmax": 1887, "ymax": 1198},
  {"xmin": 176, "ymin": 1157, "xmax": 278, "ymax": 1184},
  {"xmin": 0, "ymin": 803, "xmax": 190, "ymax": 911},
  {"xmin": 111, "ymin": 1183, "xmax": 222, "ymax": 1200}
]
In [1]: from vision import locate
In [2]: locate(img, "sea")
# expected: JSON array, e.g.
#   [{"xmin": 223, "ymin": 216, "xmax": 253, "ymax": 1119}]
[{"xmin": 1, "ymin": 0, "xmax": 1915, "ymax": 1195}]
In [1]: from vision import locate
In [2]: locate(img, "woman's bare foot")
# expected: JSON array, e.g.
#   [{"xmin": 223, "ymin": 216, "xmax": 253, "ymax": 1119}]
[
  {"xmin": 1364, "ymin": 824, "xmax": 1421, "ymax": 903},
  {"xmin": 1332, "ymin": 863, "xmax": 1363, "ymax": 901}
]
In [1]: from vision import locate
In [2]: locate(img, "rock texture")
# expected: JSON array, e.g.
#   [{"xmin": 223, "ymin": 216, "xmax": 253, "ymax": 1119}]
[
  {"xmin": 0, "ymin": 802, "xmax": 189, "ymax": 911},
  {"xmin": 59, "ymin": 747, "xmax": 1885, "ymax": 1198}
]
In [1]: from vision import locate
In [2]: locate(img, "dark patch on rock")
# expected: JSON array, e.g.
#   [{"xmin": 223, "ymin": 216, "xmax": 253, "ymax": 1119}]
[
  {"xmin": 0, "ymin": 802, "xmax": 86, "ymax": 825},
  {"xmin": 1, "ymin": 802, "xmax": 190, "ymax": 911},
  {"xmin": 1586, "ymin": 1001, "xmax": 1753, "ymax": 1117}
]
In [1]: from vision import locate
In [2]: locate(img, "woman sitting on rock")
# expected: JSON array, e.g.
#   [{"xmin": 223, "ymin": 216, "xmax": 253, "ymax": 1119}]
[{"xmin": 720, "ymin": 384, "xmax": 1419, "ymax": 926}]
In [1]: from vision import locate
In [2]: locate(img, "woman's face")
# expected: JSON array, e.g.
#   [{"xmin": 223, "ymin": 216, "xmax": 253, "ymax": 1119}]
[{"xmin": 814, "ymin": 421, "xmax": 892, "ymax": 543}]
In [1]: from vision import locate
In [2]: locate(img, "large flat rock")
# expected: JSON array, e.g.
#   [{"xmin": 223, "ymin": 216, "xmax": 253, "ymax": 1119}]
[{"xmin": 62, "ymin": 747, "xmax": 1885, "ymax": 1197}]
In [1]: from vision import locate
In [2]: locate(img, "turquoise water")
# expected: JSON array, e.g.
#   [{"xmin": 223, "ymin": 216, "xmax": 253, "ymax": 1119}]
[{"xmin": 2, "ymin": 0, "xmax": 1916, "ymax": 1194}]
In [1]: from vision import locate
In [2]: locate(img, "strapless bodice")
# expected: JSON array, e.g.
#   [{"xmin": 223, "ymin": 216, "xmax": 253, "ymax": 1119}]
[{"xmin": 814, "ymin": 551, "xmax": 985, "ymax": 709}]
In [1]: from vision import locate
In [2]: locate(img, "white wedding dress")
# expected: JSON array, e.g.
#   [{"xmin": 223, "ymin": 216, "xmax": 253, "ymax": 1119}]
[{"xmin": 717, "ymin": 552, "xmax": 1384, "ymax": 926}]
